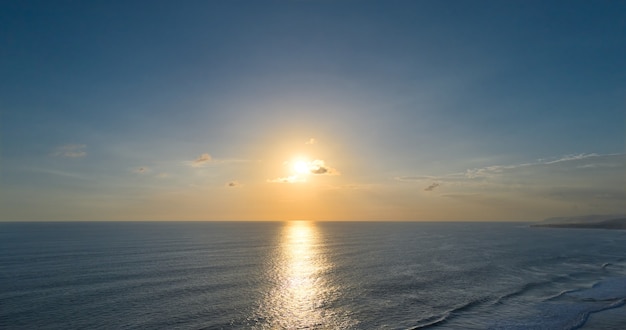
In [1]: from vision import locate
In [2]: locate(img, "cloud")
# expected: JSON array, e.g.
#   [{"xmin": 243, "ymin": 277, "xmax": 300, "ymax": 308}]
[
  {"xmin": 53, "ymin": 144, "xmax": 86, "ymax": 158},
  {"xmin": 424, "ymin": 182, "xmax": 440, "ymax": 191},
  {"xmin": 311, "ymin": 167, "xmax": 328, "ymax": 174},
  {"xmin": 191, "ymin": 153, "xmax": 212, "ymax": 167},
  {"xmin": 133, "ymin": 167, "xmax": 150, "ymax": 174},
  {"xmin": 308, "ymin": 159, "xmax": 339, "ymax": 175},
  {"xmin": 156, "ymin": 173, "xmax": 170, "ymax": 178},
  {"xmin": 226, "ymin": 181, "xmax": 241, "ymax": 187},
  {"xmin": 305, "ymin": 138, "xmax": 317, "ymax": 145}
]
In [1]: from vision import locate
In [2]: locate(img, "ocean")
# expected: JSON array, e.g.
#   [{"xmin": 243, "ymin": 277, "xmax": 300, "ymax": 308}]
[{"xmin": 1, "ymin": 221, "xmax": 625, "ymax": 329}]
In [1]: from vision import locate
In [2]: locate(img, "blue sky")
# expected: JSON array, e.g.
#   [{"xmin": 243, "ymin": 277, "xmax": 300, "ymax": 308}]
[{"xmin": 1, "ymin": 1, "xmax": 624, "ymax": 221}]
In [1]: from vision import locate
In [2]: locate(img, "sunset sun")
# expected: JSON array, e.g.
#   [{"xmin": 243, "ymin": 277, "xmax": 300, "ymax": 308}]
[{"xmin": 292, "ymin": 160, "xmax": 310, "ymax": 175}]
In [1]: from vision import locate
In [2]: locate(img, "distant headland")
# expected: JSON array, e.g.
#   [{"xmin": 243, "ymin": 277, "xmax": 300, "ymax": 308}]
[{"xmin": 532, "ymin": 214, "xmax": 626, "ymax": 230}]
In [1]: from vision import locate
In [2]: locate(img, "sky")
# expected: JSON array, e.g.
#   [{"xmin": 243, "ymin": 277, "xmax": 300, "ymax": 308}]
[{"xmin": 1, "ymin": 0, "xmax": 624, "ymax": 221}]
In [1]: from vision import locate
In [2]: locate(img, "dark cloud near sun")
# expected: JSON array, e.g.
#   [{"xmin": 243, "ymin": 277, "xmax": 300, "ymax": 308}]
[
  {"xmin": 310, "ymin": 167, "xmax": 327, "ymax": 174},
  {"xmin": 308, "ymin": 159, "xmax": 339, "ymax": 175}
]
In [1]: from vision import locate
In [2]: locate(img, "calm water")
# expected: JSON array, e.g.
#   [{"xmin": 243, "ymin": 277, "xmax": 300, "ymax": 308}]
[{"xmin": 1, "ymin": 221, "xmax": 625, "ymax": 329}]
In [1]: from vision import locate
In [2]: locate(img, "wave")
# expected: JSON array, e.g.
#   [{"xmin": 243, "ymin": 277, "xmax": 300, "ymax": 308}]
[
  {"xmin": 407, "ymin": 314, "xmax": 449, "ymax": 329},
  {"xmin": 412, "ymin": 272, "xmax": 626, "ymax": 328},
  {"xmin": 410, "ymin": 296, "xmax": 492, "ymax": 329},
  {"xmin": 543, "ymin": 288, "xmax": 583, "ymax": 301},
  {"xmin": 570, "ymin": 298, "xmax": 626, "ymax": 329},
  {"xmin": 491, "ymin": 276, "xmax": 626, "ymax": 329},
  {"xmin": 492, "ymin": 280, "xmax": 554, "ymax": 305}
]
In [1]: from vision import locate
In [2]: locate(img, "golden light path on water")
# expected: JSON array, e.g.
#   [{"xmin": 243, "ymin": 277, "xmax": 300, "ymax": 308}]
[{"xmin": 253, "ymin": 221, "xmax": 354, "ymax": 329}]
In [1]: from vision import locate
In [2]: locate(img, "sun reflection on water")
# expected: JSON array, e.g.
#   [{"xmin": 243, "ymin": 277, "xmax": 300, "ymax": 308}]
[
  {"xmin": 285, "ymin": 221, "xmax": 323, "ymax": 320},
  {"xmin": 251, "ymin": 221, "xmax": 353, "ymax": 329}
]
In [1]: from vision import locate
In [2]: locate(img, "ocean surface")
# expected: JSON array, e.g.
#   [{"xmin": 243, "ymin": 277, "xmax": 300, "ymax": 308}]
[{"xmin": 1, "ymin": 221, "xmax": 625, "ymax": 329}]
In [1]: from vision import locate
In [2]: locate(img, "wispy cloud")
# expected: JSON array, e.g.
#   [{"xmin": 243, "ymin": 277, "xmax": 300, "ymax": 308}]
[
  {"xmin": 398, "ymin": 153, "xmax": 625, "ymax": 184},
  {"xmin": 191, "ymin": 153, "xmax": 212, "ymax": 167},
  {"xmin": 544, "ymin": 153, "xmax": 599, "ymax": 164},
  {"xmin": 53, "ymin": 144, "xmax": 86, "ymax": 158},
  {"xmin": 305, "ymin": 138, "xmax": 317, "ymax": 145},
  {"xmin": 267, "ymin": 175, "xmax": 305, "ymax": 184},
  {"xmin": 463, "ymin": 153, "xmax": 608, "ymax": 179},
  {"xmin": 396, "ymin": 153, "xmax": 625, "ymax": 212}
]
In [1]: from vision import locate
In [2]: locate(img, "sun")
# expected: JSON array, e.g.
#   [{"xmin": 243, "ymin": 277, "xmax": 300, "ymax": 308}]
[{"xmin": 292, "ymin": 160, "xmax": 310, "ymax": 175}]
